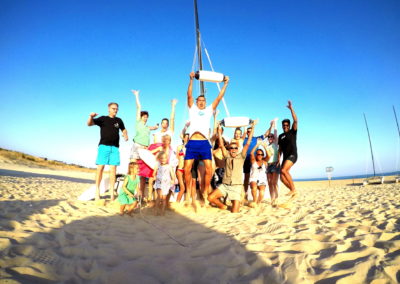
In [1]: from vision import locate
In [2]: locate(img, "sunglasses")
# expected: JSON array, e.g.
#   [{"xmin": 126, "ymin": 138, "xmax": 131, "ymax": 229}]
[
  {"xmin": 256, "ymin": 154, "xmax": 263, "ymax": 156},
  {"xmin": 229, "ymin": 147, "xmax": 238, "ymax": 150},
  {"xmin": 268, "ymin": 136, "xmax": 274, "ymax": 138},
  {"xmin": 283, "ymin": 124, "xmax": 290, "ymax": 127}
]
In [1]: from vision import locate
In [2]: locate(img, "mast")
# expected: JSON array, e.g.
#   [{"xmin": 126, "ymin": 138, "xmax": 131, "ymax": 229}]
[
  {"xmin": 193, "ymin": 0, "xmax": 205, "ymax": 97},
  {"xmin": 393, "ymin": 106, "xmax": 400, "ymax": 139},
  {"xmin": 363, "ymin": 113, "xmax": 376, "ymax": 177}
]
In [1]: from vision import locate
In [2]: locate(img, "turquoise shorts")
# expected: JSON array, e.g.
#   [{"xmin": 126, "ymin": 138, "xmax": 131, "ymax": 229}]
[{"xmin": 96, "ymin": 145, "xmax": 120, "ymax": 166}]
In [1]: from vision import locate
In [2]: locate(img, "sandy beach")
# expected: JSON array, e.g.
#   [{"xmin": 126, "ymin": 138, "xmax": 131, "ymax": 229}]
[{"xmin": 1, "ymin": 160, "xmax": 399, "ymax": 283}]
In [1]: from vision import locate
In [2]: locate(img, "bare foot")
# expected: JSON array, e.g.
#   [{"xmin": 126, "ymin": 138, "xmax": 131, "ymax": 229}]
[
  {"xmin": 119, "ymin": 211, "xmax": 125, "ymax": 216},
  {"xmin": 192, "ymin": 201, "xmax": 198, "ymax": 213},
  {"xmin": 249, "ymin": 202, "xmax": 257, "ymax": 208},
  {"xmin": 219, "ymin": 205, "xmax": 228, "ymax": 210}
]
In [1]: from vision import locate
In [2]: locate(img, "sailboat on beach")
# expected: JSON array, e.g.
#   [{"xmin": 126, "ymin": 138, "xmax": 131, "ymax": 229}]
[{"xmin": 362, "ymin": 113, "xmax": 384, "ymax": 185}]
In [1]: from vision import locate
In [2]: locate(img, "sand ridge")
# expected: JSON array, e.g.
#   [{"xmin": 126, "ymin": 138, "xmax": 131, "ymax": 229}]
[{"xmin": 1, "ymin": 164, "xmax": 400, "ymax": 283}]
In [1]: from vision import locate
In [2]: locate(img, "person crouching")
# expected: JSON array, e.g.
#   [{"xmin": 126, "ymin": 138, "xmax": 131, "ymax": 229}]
[{"xmin": 208, "ymin": 124, "xmax": 254, "ymax": 213}]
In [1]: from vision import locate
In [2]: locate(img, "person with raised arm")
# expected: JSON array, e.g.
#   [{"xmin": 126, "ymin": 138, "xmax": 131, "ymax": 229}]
[
  {"xmin": 130, "ymin": 90, "xmax": 159, "ymax": 202},
  {"xmin": 153, "ymin": 99, "xmax": 178, "ymax": 144},
  {"xmin": 87, "ymin": 102, "xmax": 128, "ymax": 201},
  {"xmin": 208, "ymin": 124, "xmax": 254, "ymax": 213},
  {"xmin": 248, "ymin": 138, "xmax": 268, "ymax": 207},
  {"xmin": 278, "ymin": 100, "xmax": 298, "ymax": 197},
  {"xmin": 264, "ymin": 120, "xmax": 280, "ymax": 206},
  {"xmin": 184, "ymin": 71, "xmax": 229, "ymax": 211}
]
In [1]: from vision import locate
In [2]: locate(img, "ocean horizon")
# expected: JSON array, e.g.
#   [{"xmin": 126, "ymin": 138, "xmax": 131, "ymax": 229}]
[{"xmin": 294, "ymin": 171, "xmax": 399, "ymax": 182}]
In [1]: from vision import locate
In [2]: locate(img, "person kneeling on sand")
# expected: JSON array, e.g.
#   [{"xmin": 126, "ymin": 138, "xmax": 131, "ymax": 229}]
[
  {"xmin": 118, "ymin": 162, "xmax": 140, "ymax": 216},
  {"xmin": 208, "ymin": 124, "xmax": 254, "ymax": 213}
]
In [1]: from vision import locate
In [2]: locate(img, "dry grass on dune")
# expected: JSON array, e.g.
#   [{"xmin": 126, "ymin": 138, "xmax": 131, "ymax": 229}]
[{"xmin": 0, "ymin": 148, "xmax": 95, "ymax": 173}]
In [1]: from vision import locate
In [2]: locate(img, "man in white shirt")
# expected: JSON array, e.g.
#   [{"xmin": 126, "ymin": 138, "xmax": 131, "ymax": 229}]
[{"xmin": 184, "ymin": 71, "xmax": 229, "ymax": 210}]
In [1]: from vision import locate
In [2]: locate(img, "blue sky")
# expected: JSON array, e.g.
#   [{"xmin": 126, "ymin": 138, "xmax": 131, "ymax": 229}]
[{"xmin": 0, "ymin": 0, "xmax": 399, "ymax": 179}]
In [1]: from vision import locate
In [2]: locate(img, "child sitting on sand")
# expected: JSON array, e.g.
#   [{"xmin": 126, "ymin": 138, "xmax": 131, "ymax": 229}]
[
  {"xmin": 118, "ymin": 162, "xmax": 140, "ymax": 216},
  {"xmin": 153, "ymin": 151, "xmax": 176, "ymax": 216}
]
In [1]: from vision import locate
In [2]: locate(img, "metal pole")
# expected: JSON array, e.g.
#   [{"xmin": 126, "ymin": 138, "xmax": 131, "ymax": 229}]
[
  {"xmin": 193, "ymin": 0, "xmax": 205, "ymax": 97},
  {"xmin": 393, "ymin": 106, "xmax": 400, "ymax": 139},
  {"xmin": 363, "ymin": 113, "xmax": 376, "ymax": 177}
]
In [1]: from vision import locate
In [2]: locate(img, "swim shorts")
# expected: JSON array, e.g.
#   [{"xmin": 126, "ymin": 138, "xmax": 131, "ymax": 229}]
[
  {"xmin": 185, "ymin": 140, "xmax": 212, "ymax": 160},
  {"xmin": 96, "ymin": 145, "xmax": 120, "ymax": 166},
  {"xmin": 267, "ymin": 163, "xmax": 281, "ymax": 174},
  {"xmin": 217, "ymin": 183, "xmax": 242, "ymax": 201},
  {"xmin": 283, "ymin": 154, "xmax": 297, "ymax": 164}
]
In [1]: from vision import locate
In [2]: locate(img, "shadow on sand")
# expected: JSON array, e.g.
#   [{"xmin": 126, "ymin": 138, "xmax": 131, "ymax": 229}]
[{"xmin": 0, "ymin": 199, "xmax": 282, "ymax": 283}]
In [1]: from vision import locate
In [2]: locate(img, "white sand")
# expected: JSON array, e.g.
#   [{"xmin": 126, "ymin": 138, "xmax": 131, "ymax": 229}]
[{"xmin": 1, "ymin": 163, "xmax": 399, "ymax": 283}]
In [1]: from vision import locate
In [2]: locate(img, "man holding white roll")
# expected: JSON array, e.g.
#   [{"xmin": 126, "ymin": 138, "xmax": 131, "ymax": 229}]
[{"xmin": 184, "ymin": 71, "xmax": 229, "ymax": 210}]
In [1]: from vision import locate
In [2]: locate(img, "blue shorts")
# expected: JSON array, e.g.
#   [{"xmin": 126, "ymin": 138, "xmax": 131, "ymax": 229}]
[
  {"xmin": 185, "ymin": 140, "xmax": 212, "ymax": 160},
  {"xmin": 96, "ymin": 145, "xmax": 120, "ymax": 166}
]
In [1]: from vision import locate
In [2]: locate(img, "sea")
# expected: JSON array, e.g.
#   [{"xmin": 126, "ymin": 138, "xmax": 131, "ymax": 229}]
[{"xmin": 294, "ymin": 171, "xmax": 399, "ymax": 182}]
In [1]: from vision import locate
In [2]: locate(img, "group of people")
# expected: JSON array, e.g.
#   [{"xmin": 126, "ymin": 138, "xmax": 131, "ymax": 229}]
[{"xmin": 87, "ymin": 72, "xmax": 298, "ymax": 215}]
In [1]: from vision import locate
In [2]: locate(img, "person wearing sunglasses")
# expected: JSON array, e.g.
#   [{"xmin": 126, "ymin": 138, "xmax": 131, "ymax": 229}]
[
  {"xmin": 278, "ymin": 100, "xmax": 298, "ymax": 197},
  {"xmin": 264, "ymin": 120, "xmax": 280, "ymax": 207},
  {"xmin": 248, "ymin": 139, "xmax": 268, "ymax": 207},
  {"xmin": 208, "ymin": 124, "xmax": 254, "ymax": 213}
]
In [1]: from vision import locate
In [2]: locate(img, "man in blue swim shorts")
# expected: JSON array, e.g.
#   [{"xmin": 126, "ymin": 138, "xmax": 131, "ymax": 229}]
[
  {"xmin": 184, "ymin": 71, "xmax": 229, "ymax": 210},
  {"xmin": 87, "ymin": 102, "xmax": 128, "ymax": 201}
]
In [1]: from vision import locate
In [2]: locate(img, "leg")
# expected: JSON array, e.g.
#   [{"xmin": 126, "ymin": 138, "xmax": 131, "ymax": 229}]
[
  {"xmin": 267, "ymin": 172, "xmax": 275, "ymax": 203},
  {"xmin": 119, "ymin": 204, "xmax": 126, "ymax": 216},
  {"xmin": 109, "ymin": 165, "xmax": 117, "ymax": 201},
  {"xmin": 243, "ymin": 173, "xmax": 250, "ymax": 200},
  {"xmin": 257, "ymin": 185, "xmax": 266, "ymax": 204},
  {"xmin": 231, "ymin": 200, "xmax": 240, "ymax": 213},
  {"xmin": 95, "ymin": 165, "xmax": 105, "ymax": 200},
  {"xmin": 161, "ymin": 195, "xmax": 167, "ymax": 216},
  {"xmin": 273, "ymin": 171, "xmax": 279, "ymax": 199},
  {"xmin": 148, "ymin": 177, "xmax": 155, "ymax": 201},
  {"xmin": 127, "ymin": 201, "xmax": 138, "ymax": 216},
  {"xmin": 155, "ymin": 189, "xmax": 162, "ymax": 215},
  {"xmin": 176, "ymin": 170, "xmax": 186, "ymax": 202},
  {"xmin": 184, "ymin": 159, "xmax": 197, "ymax": 210},
  {"xmin": 202, "ymin": 159, "xmax": 213, "ymax": 204},
  {"xmin": 250, "ymin": 181, "xmax": 258, "ymax": 203},
  {"xmin": 140, "ymin": 176, "xmax": 147, "ymax": 201},
  {"xmin": 207, "ymin": 189, "xmax": 227, "ymax": 210},
  {"xmin": 280, "ymin": 160, "xmax": 296, "ymax": 194}
]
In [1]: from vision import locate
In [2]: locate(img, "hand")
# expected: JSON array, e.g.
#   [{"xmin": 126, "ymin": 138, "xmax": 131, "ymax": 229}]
[
  {"xmin": 223, "ymin": 75, "xmax": 230, "ymax": 84},
  {"xmin": 189, "ymin": 72, "xmax": 195, "ymax": 80},
  {"xmin": 287, "ymin": 100, "xmax": 293, "ymax": 110},
  {"xmin": 89, "ymin": 112, "xmax": 98, "ymax": 118},
  {"xmin": 131, "ymin": 90, "xmax": 139, "ymax": 96},
  {"xmin": 217, "ymin": 125, "xmax": 222, "ymax": 135},
  {"xmin": 124, "ymin": 136, "xmax": 128, "ymax": 142},
  {"xmin": 213, "ymin": 109, "xmax": 220, "ymax": 117},
  {"xmin": 171, "ymin": 99, "xmax": 178, "ymax": 105},
  {"xmin": 185, "ymin": 121, "xmax": 191, "ymax": 128},
  {"xmin": 251, "ymin": 119, "xmax": 259, "ymax": 126},
  {"xmin": 155, "ymin": 123, "xmax": 159, "ymax": 129}
]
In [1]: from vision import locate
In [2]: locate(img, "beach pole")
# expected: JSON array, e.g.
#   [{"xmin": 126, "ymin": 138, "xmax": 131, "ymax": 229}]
[
  {"xmin": 363, "ymin": 113, "xmax": 376, "ymax": 177},
  {"xmin": 394, "ymin": 106, "xmax": 400, "ymax": 139},
  {"xmin": 193, "ymin": 0, "xmax": 205, "ymax": 97}
]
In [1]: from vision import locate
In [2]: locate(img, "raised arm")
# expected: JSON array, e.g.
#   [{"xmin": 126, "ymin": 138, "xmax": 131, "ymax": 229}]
[
  {"xmin": 210, "ymin": 109, "xmax": 220, "ymax": 143},
  {"xmin": 211, "ymin": 76, "xmax": 230, "ymax": 110},
  {"xmin": 87, "ymin": 112, "xmax": 98, "ymax": 126},
  {"xmin": 132, "ymin": 90, "xmax": 141, "ymax": 121},
  {"xmin": 242, "ymin": 123, "xmax": 254, "ymax": 156},
  {"xmin": 170, "ymin": 99, "xmax": 177, "ymax": 133},
  {"xmin": 180, "ymin": 121, "xmax": 190, "ymax": 140},
  {"xmin": 287, "ymin": 100, "xmax": 297, "ymax": 131},
  {"xmin": 264, "ymin": 120, "xmax": 274, "ymax": 138},
  {"xmin": 218, "ymin": 125, "xmax": 228, "ymax": 157},
  {"xmin": 250, "ymin": 139, "xmax": 262, "ymax": 163},
  {"xmin": 187, "ymin": 72, "xmax": 195, "ymax": 108}
]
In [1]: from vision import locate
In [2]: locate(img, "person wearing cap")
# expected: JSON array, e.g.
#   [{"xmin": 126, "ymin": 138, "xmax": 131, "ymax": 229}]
[
  {"xmin": 208, "ymin": 124, "xmax": 254, "ymax": 213},
  {"xmin": 184, "ymin": 71, "xmax": 229, "ymax": 211}
]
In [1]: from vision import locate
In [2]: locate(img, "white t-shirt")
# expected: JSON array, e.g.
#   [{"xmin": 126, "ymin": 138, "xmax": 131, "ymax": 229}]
[
  {"xmin": 188, "ymin": 104, "xmax": 214, "ymax": 139},
  {"xmin": 153, "ymin": 129, "xmax": 173, "ymax": 144}
]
